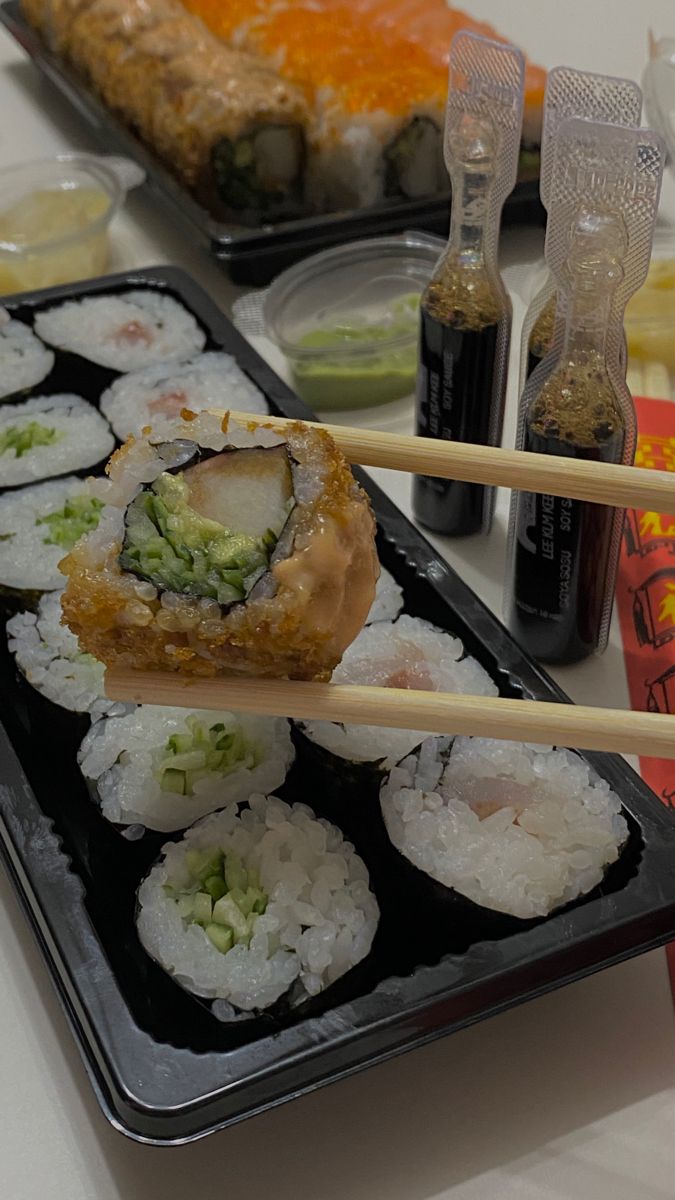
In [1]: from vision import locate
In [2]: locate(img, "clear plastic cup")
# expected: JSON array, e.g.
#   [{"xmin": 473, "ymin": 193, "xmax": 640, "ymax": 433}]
[
  {"xmin": 261, "ymin": 231, "xmax": 444, "ymax": 410},
  {"xmin": 0, "ymin": 154, "xmax": 144, "ymax": 296}
]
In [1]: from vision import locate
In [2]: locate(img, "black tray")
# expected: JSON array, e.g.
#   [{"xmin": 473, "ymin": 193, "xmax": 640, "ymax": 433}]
[
  {"xmin": 0, "ymin": 0, "xmax": 545, "ymax": 285},
  {"xmin": 1, "ymin": 266, "xmax": 674, "ymax": 1146}
]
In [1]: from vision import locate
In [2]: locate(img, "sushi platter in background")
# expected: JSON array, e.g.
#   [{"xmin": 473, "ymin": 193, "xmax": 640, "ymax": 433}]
[
  {"xmin": 1, "ymin": 266, "xmax": 675, "ymax": 1143},
  {"xmin": 0, "ymin": 0, "xmax": 544, "ymax": 285}
]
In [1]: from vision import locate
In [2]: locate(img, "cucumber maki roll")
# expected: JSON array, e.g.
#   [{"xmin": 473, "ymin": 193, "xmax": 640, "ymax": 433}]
[
  {"xmin": 78, "ymin": 705, "xmax": 294, "ymax": 831},
  {"xmin": 298, "ymin": 615, "xmax": 497, "ymax": 772},
  {"xmin": 0, "ymin": 310, "xmax": 54, "ymax": 401},
  {"xmin": 0, "ymin": 475, "xmax": 108, "ymax": 597},
  {"xmin": 34, "ymin": 290, "xmax": 206, "ymax": 372},
  {"xmin": 380, "ymin": 737, "xmax": 629, "ymax": 919},
  {"xmin": 61, "ymin": 411, "xmax": 378, "ymax": 680},
  {"xmin": 7, "ymin": 589, "xmax": 113, "ymax": 716},
  {"xmin": 99, "ymin": 351, "xmax": 268, "ymax": 441},
  {"xmin": 136, "ymin": 794, "xmax": 380, "ymax": 1010},
  {"xmin": 0, "ymin": 395, "xmax": 114, "ymax": 488}
]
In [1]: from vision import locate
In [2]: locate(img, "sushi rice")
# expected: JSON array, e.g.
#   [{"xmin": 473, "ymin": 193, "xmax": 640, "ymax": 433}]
[
  {"xmin": 380, "ymin": 736, "xmax": 629, "ymax": 919},
  {"xmin": 34, "ymin": 290, "xmax": 206, "ymax": 372},
  {"xmin": 299, "ymin": 614, "xmax": 497, "ymax": 768},
  {"xmin": 0, "ymin": 394, "xmax": 114, "ymax": 487},
  {"xmin": 78, "ymin": 705, "xmax": 295, "ymax": 832},
  {"xmin": 7, "ymin": 589, "xmax": 114, "ymax": 717},
  {"xmin": 99, "ymin": 351, "xmax": 269, "ymax": 440},
  {"xmin": 137, "ymin": 795, "xmax": 380, "ymax": 1010},
  {"xmin": 0, "ymin": 310, "xmax": 54, "ymax": 400},
  {"xmin": 0, "ymin": 475, "xmax": 109, "ymax": 593},
  {"xmin": 365, "ymin": 565, "xmax": 404, "ymax": 624}
]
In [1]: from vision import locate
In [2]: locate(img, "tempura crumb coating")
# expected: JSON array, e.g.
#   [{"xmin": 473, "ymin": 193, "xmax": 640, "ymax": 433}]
[{"xmin": 60, "ymin": 418, "xmax": 379, "ymax": 680}]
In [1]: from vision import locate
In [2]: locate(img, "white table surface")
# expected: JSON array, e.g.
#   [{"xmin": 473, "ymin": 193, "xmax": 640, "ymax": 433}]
[{"xmin": 1, "ymin": 2, "xmax": 675, "ymax": 1195}]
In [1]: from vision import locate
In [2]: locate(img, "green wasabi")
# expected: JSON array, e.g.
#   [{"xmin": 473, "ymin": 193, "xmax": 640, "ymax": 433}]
[{"xmin": 290, "ymin": 293, "xmax": 420, "ymax": 410}]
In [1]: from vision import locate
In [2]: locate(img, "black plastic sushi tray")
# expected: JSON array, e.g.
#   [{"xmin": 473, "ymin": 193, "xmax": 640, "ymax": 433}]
[
  {"xmin": 0, "ymin": 0, "xmax": 545, "ymax": 286},
  {"xmin": 1, "ymin": 266, "xmax": 674, "ymax": 1145}
]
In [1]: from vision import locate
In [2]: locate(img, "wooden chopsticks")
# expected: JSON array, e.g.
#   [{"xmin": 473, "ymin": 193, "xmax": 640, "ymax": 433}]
[
  {"xmin": 105, "ymin": 670, "xmax": 675, "ymax": 760},
  {"xmin": 224, "ymin": 410, "xmax": 675, "ymax": 512},
  {"xmin": 102, "ymin": 411, "xmax": 675, "ymax": 757}
]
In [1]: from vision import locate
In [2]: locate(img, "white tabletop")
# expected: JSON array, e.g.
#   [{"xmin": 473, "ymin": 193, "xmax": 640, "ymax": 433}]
[{"xmin": 1, "ymin": 2, "xmax": 675, "ymax": 1195}]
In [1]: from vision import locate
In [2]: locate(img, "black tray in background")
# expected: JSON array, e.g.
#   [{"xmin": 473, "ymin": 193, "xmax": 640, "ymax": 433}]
[
  {"xmin": 0, "ymin": 0, "xmax": 545, "ymax": 285},
  {"xmin": 0, "ymin": 266, "xmax": 674, "ymax": 1147}
]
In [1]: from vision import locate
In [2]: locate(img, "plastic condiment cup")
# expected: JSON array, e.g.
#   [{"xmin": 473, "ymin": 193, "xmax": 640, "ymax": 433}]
[
  {"xmin": 0, "ymin": 153, "xmax": 145, "ymax": 295},
  {"xmin": 262, "ymin": 232, "xmax": 445, "ymax": 410}
]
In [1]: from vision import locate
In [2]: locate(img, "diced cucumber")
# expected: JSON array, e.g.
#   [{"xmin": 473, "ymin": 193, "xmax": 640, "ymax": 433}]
[
  {"xmin": 161, "ymin": 767, "xmax": 186, "ymax": 795},
  {"xmin": 210, "ymin": 723, "xmax": 225, "ymax": 733},
  {"xmin": 224, "ymin": 851, "xmax": 248, "ymax": 893},
  {"xmin": 167, "ymin": 732, "xmax": 193, "ymax": 755},
  {"xmin": 192, "ymin": 892, "xmax": 213, "ymax": 927},
  {"xmin": 176, "ymin": 895, "xmax": 195, "ymax": 919},
  {"xmin": 204, "ymin": 874, "xmax": 227, "ymax": 901},
  {"xmin": 185, "ymin": 848, "xmax": 223, "ymax": 882},
  {"xmin": 249, "ymin": 887, "xmax": 267, "ymax": 915},
  {"xmin": 212, "ymin": 895, "xmax": 249, "ymax": 940},
  {"xmin": 205, "ymin": 923, "xmax": 234, "ymax": 954},
  {"xmin": 166, "ymin": 750, "xmax": 208, "ymax": 771}
]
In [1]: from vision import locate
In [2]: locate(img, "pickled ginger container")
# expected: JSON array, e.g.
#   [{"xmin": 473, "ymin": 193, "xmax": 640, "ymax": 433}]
[
  {"xmin": 0, "ymin": 154, "xmax": 144, "ymax": 295},
  {"xmin": 262, "ymin": 232, "xmax": 445, "ymax": 410}
]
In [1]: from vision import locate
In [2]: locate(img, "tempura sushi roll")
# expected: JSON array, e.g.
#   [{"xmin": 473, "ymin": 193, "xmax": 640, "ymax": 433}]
[
  {"xmin": 34, "ymin": 290, "xmax": 206, "ymax": 372},
  {"xmin": 100, "ymin": 352, "xmax": 268, "ymax": 440},
  {"xmin": 0, "ymin": 311, "xmax": 54, "ymax": 401},
  {"xmin": 78, "ymin": 705, "xmax": 295, "ymax": 831},
  {"xmin": 136, "ymin": 795, "xmax": 380, "ymax": 1010},
  {"xmin": 61, "ymin": 411, "xmax": 378, "ymax": 679},
  {"xmin": 0, "ymin": 395, "xmax": 114, "ymax": 488},
  {"xmin": 380, "ymin": 737, "xmax": 629, "ymax": 920},
  {"xmin": 365, "ymin": 565, "xmax": 404, "ymax": 624},
  {"xmin": 298, "ymin": 615, "xmax": 497, "ymax": 774},
  {"xmin": 0, "ymin": 476, "xmax": 107, "ymax": 597},
  {"xmin": 7, "ymin": 589, "xmax": 113, "ymax": 716},
  {"xmin": 40, "ymin": 0, "xmax": 310, "ymax": 223}
]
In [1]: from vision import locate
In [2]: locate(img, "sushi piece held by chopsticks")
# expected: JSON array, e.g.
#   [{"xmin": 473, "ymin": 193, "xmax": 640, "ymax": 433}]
[{"xmin": 60, "ymin": 410, "xmax": 379, "ymax": 682}]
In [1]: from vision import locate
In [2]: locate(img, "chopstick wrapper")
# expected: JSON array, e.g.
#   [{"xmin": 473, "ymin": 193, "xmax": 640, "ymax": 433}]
[{"xmin": 616, "ymin": 394, "xmax": 675, "ymax": 999}]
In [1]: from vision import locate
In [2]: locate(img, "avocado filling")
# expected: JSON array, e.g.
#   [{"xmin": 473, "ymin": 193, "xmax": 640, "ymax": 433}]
[
  {"xmin": 164, "ymin": 849, "xmax": 268, "ymax": 955},
  {"xmin": 120, "ymin": 447, "xmax": 295, "ymax": 606},
  {"xmin": 38, "ymin": 494, "xmax": 104, "ymax": 549},
  {"xmin": 0, "ymin": 421, "xmax": 63, "ymax": 457},
  {"xmin": 154, "ymin": 716, "xmax": 261, "ymax": 796}
]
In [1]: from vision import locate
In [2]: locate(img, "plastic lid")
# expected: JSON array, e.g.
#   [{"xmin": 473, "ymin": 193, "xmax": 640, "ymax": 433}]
[
  {"xmin": 643, "ymin": 34, "xmax": 675, "ymax": 172},
  {"xmin": 260, "ymin": 231, "xmax": 444, "ymax": 360}
]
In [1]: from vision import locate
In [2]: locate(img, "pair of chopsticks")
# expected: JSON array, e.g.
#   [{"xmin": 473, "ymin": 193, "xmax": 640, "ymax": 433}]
[{"xmin": 105, "ymin": 411, "xmax": 675, "ymax": 761}]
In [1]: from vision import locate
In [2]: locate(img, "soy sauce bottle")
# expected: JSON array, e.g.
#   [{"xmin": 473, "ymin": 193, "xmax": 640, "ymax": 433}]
[
  {"xmin": 508, "ymin": 211, "xmax": 631, "ymax": 663},
  {"xmin": 413, "ymin": 114, "xmax": 511, "ymax": 536}
]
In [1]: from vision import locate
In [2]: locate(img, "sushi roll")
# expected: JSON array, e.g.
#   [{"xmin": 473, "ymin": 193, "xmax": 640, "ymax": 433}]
[
  {"xmin": 99, "ymin": 352, "xmax": 269, "ymax": 441},
  {"xmin": 7, "ymin": 589, "xmax": 113, "ymax": 716},
  {"xmin": 380, "ymin": 736, "xmax": 629, "ymax": 920},
  {"xmin": 33, "ymin": 0, "xmax": 311, "ymax": 224},
  {"xmin": 61, "ymin": 411, "xmax": 378, "ymax": 680},
  {"xmin": 0, "ymin": 310, "xmax": 54, "ymax": 401},
  {"xmin": 0, "ymin": 476, "xmax": 108, "ymax": 598},
  {"xmin": 34, "ymin": 290, "xmax": 206, "ymax": 372},
  {"xmin": 298, "ymin": 615, "xmax": 497, "ymax": 773},
  {"xmin": 136, "ymin": 794, "xmax": 380, "ymax": 1010},
  {"xmin": 365, "ymin": 565, "xmax": 404, "ymax": 624},
  {"xmin": 78, "ymin": 705, "xmax": 295, "ymax": 831},
  {"xmin": 0, "ymin": 395, "xmax": 114, "ymax": 488}
]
